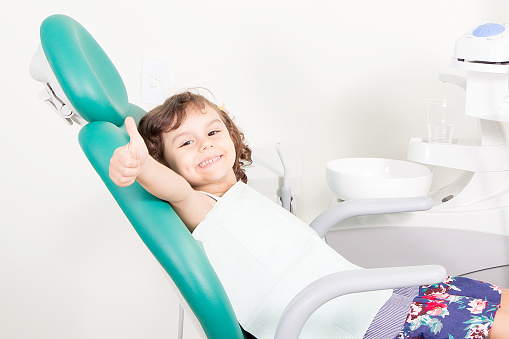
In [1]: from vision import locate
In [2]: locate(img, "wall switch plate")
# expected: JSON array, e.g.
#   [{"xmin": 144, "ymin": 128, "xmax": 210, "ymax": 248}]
[{"xmin": 141, "ymin": 57, "xmax": 170, "ymax": 105}]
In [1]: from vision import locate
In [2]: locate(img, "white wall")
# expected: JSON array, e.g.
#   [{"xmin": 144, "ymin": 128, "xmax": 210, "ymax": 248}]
[{"xmin": 3, "ymin": 1, "xmax": 509, "ymax": 338}]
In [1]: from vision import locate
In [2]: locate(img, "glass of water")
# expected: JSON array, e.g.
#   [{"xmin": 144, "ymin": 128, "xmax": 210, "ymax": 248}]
[{"xmin": 426, "ymin": 99, "xmax": 459, "ymax": 144}]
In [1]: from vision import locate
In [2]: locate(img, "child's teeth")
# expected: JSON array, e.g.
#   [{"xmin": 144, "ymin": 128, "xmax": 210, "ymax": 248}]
[{"xmin": 200, "ymin": 156, "xmax": 220, "ymax": 167}]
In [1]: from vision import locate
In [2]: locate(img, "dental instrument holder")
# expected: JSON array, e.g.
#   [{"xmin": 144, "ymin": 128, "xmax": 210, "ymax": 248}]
[
  {"xmin": 245, "ymin": 147, "xmax": 301, "ymax": 213},
  {"xmin": 276, "ymin": 143, "xmax": 296, "ymax": 213}
]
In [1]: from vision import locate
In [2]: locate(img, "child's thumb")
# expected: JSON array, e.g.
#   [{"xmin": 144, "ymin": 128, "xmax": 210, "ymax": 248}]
[{"xmin": 125, "ymin": 117, "xmax": 144, "ymax": 158}]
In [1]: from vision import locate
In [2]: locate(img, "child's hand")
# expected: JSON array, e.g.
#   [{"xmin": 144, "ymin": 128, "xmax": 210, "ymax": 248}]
[{"xmin": 109, "ymin": 117, "xmax": 149, "ymax": 187}]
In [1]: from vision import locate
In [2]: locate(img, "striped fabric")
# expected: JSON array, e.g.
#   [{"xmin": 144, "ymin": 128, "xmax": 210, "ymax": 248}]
[{"xmin": 363, "ymin": 286, "xmax": 419, "ymax": 339}]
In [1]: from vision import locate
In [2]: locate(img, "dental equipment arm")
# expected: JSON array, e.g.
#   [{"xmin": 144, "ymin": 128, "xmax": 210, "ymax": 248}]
[
  {"xmin": 275, "ymin": 264, "xmax": 447, "ymax": 339},
  {"xmin": 310, "ymin": 196, "xmax": 434, "ymax": 238}
]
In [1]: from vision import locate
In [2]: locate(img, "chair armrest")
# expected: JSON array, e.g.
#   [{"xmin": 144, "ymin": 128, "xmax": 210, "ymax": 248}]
[
  {"xmin": 309, "ymin": 197, "xmax": 433, "ymax": 238},
  {"xmin": 274, "ymin": 264, "xmax": 446, "ymax": 339}
]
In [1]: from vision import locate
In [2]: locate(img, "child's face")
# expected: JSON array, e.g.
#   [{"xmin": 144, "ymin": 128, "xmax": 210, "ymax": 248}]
[{"xmin": 162, "ymin": 104, "xmax": 237, "ymax": 188}]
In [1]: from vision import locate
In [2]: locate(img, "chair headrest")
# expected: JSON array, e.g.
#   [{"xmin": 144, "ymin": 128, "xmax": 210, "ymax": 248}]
[{"xmin": 31, "ymin": 14, "xmax": 129, "ymax": 126}]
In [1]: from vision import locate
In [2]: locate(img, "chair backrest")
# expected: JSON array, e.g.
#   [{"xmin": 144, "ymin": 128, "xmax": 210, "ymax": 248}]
[{"xmin": 31, "ymin": 14, "xmax": 245, "ymax": 339}]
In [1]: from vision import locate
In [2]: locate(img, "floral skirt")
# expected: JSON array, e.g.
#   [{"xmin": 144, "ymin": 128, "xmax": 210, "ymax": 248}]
[{"xmin": 395, "ymin": 276, "xmax": 502, "ymax": 339}]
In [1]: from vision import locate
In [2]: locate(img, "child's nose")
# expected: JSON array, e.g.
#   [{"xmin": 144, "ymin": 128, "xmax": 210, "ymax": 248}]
[{"xmin": 200, "ymin": 140, "xmax": 214, "ymax": 151}]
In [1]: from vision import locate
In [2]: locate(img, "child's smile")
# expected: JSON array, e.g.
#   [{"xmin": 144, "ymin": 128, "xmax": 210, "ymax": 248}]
[{"xmin": 197, "ymin": 155, "xmax": 223, "ymax": 169}]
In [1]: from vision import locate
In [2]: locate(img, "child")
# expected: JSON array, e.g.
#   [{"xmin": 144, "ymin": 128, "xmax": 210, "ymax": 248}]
[{"xmin": 109, "ymin": 91, "xmax": 509, "ymax": 339}]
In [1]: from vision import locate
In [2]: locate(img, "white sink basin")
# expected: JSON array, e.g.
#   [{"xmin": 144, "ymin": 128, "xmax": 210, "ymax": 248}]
[{"xmin": 326, "ymin": 158, "xmax": 433, "ymax": 200}]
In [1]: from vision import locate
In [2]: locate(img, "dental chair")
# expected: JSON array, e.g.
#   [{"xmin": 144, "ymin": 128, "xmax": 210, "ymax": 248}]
[{"xmin": 30, "ymin": 14, "xmax": 447, "ymax": 339}]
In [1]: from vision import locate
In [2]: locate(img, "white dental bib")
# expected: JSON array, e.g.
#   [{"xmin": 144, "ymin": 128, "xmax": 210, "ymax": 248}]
[{"xmin": 193, "ymin": 182, "xmax": 391, "ymax": 339}]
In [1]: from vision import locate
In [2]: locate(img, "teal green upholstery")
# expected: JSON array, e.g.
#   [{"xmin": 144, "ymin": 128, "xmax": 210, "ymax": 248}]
[
  {"xmin": 41, "ymin": 14, "xmax": 128, "ymax": 126},
  {"xmin": 39, "ymin": 14, "xmax": 244, "ymax": 339}
]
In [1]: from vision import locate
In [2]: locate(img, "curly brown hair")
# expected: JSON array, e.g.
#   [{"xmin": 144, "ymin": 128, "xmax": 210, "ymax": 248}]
[{"xmin": 137, "ymin": 91, "xmax": 252, "ymax": 183}]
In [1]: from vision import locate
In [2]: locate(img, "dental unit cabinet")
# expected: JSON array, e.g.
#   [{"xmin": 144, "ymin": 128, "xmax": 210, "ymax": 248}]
[{"xmin": 326, "ymin": 23, "xmax": 509, "ymax": 288}]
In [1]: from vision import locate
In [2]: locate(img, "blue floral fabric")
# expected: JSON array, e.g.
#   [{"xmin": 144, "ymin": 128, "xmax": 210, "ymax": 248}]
[{"xmin": 395, "ymin": 276, "xmax": 502, "ymax": 339}]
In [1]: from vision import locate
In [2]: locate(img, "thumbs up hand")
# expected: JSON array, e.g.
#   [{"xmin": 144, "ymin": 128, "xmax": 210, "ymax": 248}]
[{"xmin": 109, "ymin": 117, "xmax": 149, "ymax": 187}]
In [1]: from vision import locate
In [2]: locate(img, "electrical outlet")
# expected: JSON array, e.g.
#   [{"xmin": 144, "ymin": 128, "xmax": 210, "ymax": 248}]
[{"xmin": 142, "ymin": 57, "xmax": 170, "ymax": 104}]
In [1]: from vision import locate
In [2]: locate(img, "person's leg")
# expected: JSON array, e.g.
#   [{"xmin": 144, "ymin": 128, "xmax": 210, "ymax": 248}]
[
  {"xmin": 488, "ymin": 308, "xmax": 509, "ymax": 338},
  {"xmin": 501, "ymin": 289, "xmax": 509, "ymax": 308},
  {"xmin": 488, "ymin": 290, "xmax": 509, "ymax": 339}
]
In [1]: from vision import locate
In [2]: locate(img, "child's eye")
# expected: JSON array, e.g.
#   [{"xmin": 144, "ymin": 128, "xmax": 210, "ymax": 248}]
[
  {"xmin": 208, "ymin": 130, "xmax": 220, "ymax": 136},
  {"xmin": 180, "ymin": 140, "xmax": 193, "ymax": 147}
]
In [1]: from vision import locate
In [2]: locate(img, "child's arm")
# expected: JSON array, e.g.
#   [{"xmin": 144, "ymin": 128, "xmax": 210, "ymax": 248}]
[{"xmin": 109, "ymin": 117, "xmax": 193, "ymax": 204}]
